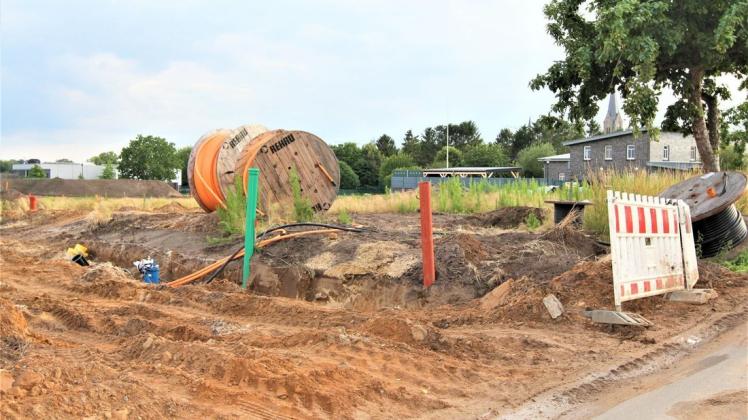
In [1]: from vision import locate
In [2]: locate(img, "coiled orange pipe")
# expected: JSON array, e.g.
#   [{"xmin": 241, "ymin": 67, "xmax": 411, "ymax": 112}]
[{"xmin": 192, "ymin": 130, "xmax": 231, "ymax": 211}]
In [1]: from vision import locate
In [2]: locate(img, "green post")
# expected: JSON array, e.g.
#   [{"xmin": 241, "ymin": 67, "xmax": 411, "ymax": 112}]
[{"xmin": 242, "ymin": 168, "xmax": 260, "ymax": 289}]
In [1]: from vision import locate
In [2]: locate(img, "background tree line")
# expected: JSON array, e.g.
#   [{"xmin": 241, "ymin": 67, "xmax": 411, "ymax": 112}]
[{"xmin": 332, "ymin": 115, "xmax": 595, "ymax": 190}]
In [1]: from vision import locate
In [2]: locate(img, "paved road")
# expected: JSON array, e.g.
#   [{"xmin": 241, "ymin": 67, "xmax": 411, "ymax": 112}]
[{"xmin": 591, "ymin": 323, "xmax": 747, "ymax": 420}]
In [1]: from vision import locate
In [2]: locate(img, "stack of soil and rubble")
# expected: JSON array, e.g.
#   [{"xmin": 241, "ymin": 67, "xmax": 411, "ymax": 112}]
[{"xmin": 5, "ymin": 178, "xmax": 182, "ymax": 198}]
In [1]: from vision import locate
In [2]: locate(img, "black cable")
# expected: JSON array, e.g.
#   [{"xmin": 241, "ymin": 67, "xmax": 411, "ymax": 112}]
[
  {"xmin": 693, "ymin": 204, "xmax": 747, "ymax": 258},
  {"xmin": 204, "ymin": 222, "xmax": 364, "ymax": 284}
]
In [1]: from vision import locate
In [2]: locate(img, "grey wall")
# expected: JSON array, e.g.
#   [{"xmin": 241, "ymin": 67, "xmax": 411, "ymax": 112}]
[
  {"xmin": 568, "ymin": 132, "xmax": 650, "ymax": 179},
  {"xmin": 543, "ymin": 161, "xmax": 570, "ymax": 181}
]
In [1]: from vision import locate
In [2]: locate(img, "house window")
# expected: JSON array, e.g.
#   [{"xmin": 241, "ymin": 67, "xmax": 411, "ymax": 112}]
[
  {"xmin": 663, "ymin": 145, "xmax": 669, "ymax": 161},
  {"xmin": 690, "ymin": 146, "xmax": 697, "ymax": 161},
  {"xmin": 559, "ymin": 172, "xmax": 565, "ymax": 181},
  {"xmin": 626, "ymin": 145, "xmax": 636, "ymax": 160},
  {"xmin": 583, "ymin": 146, "xmax": 591, "ymax": 161},
  {"xmin": 604, "ymin": 145, "xmax": 613, "ymax": 160}
]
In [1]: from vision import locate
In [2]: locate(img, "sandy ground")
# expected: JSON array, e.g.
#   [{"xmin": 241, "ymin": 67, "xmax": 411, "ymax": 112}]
[{"xmin": 0, "ymin": 208, "xmax": 746, "ymax": 419}]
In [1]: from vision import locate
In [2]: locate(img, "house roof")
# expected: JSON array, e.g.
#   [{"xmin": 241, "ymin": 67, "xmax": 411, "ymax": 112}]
[
  {"xmin": 562, "ymin": 128, "xmax": 648, "ymax": 146},
  {"xmin": 537, "ymin": 153, "xmax": 570, "ymax": 162}
]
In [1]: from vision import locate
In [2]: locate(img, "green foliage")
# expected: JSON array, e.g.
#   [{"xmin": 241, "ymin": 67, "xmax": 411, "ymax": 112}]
[
  {"xmin": 719, "ymin": 143, "xmax": 747, "ymax": 170},
  {"xmin": 289, "ymin": 167, "xmax": 314, "ymax": 222},
  {"xmin": 462, "ymin": 143, "xmax": 508, "ymax": 167},
  {"xmin": 434, "ymin": 146, "xmax": 462, "ymax": 167},
  {"xmin": 337, "ymin": 208, "xmax": 352, "ymax": 225},
  {"xmin": 352, "ymin": 143, "xmax": 383, "ymax": 187},
  {"xmin": 531, "ymin": 0, "xmax": 748, "ymax": 172},
  {"xmin": 100, "ymin": 163, "xmax": 116, "ymax": 179},
  {"xmin": 88, "ymin": 151, "xmax": 119, "ymax": 165},
  {"xmin": 517, "ymin": 143, "xmax": 556, "ymax": 177},
  {"xmin": 339, "ymin": 161, "xmax": 360, "ymax": 189},
  {"xmin": 216, "ymin": 178, "xmax": 246, "ymax": 235},
  {"xmin": 0, "ymin": 160, "xmax": 17, "ymax": 172},
  {"xmin": 436, "ymin": 177, "xmax": 465, "ymax": 213},
  {"xmin": 27, "ymin": 164, "xmax": 46, "ymax": 178},
  {"xmin": 118, "ymin": 135, "xmax": 179, "ymax": 181},
  {"xmin": 176, "ymin": 146, "xmax": 192, "ymax": 186},
  {"xmin": 56, "ymin": 158, "xmax": 74, "ymax": 163},
  {"xmin": 525, "ymin": 212, "xmax": 541, "ymax": 231},
  {"xmin": 720, "ymin": 250, "xmax": 748, "ymax": 273},
  {"xmin": 379, "ymin": 153, "xmax": 416, "ymax": 186},
  {"xmin": 375, "ymin": 134, "xmax": 397, "ymax": 157}
]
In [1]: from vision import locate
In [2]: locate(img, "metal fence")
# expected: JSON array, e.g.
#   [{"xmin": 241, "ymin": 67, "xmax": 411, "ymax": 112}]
[{"xmin": 390, "ymin": 170, "xmax": 562, "ymax": 190}]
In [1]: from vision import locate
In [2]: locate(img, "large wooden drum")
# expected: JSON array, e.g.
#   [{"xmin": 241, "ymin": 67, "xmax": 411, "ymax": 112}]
[{"xmin": 234, "ymin": 130, "xmax": 340, "ymax": 214}]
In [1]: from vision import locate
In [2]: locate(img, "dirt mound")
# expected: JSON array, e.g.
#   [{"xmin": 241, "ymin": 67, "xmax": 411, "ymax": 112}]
[
  {"xmin": 541, "ymin": 224, "xmax": 607, "ymax": 258},
  {"xmin": 359, "ymin": 315, "xmax": 438, "ymax": 346},
  {"xmin": 5, "ymin": 178, "xmax": 182, "ymax": 198},
  {"xmin": 468, "ymin": 207, "xmax": 545, "ymax": 228},
  {"xmin": 0, "ymin": 297, "xmax": 31, "ymax": 366},
  {"xmin": 80, "ymin": 263, "xmax": 135, "ymax": 283},
  {"xmin": 0, "ymin": 188, "xmax": 25, "ymax": 201},
  {"xmin": 154, "ymin": 202, "xmax": 193, "ymax": 213}
]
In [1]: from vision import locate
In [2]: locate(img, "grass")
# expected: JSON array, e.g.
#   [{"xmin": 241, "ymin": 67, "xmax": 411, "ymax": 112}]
[
  {"xmin": 719, "ymin": 250, "xmax": 748, "ymax": 273},
  {"xmin": 329, "ymin": 170, "xmax": 748, "ymax": 240}
]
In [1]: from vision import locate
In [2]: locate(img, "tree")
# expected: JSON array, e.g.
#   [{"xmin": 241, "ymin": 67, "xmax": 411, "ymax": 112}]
[
  {"xmin": 719, "ymin": 101, "xmax": 748, "ymax": 169},
  {"xmin": 352, "ymin": 143, "xmax": 382, "ymax": 187},
  {"xmin": 331, "ymin": 143, "xmax": 363, "ymax": 165},
  {"xmin": 88, "ymin": 151, "xmax": 119, "ymax": 165},
  {"xmin": 0, "ymin": 160, "xmax": 17, "ymax": 173},
  {"xmin": 531, "ymin": 0, "xmax": 748, "ymax": 172},
  {"xmin": 375, "ymin": 134, "xmax": 397, "ymax": 157},
  {"xmin": 415, "ymin": 127, "xmax": 440, "ymax": 166},
  {"xmin": 379, "ymin": 153, "xmax": 417, "ymax": 186},
  {"xmin": 495, "ymin": 128, "xmax": 514, "ymax": 150},
  {"xmin": 176, "ymin": 146, "xmax": 192, "ymax": 186},
  {"xmin": 435, "ymin": 121, "xmax": 483, "ymax": 151},
  {"xmin": 118, "ymin": 135, "xmax": 179, "ymax": 181},
  {"xmin": 433, "ymin": 146, "xmax": 463, "ymax": 167},
  {"xmin": 55, "ymin": 158, "xmax": 74, "ymax": 163},
  {"xmin": 533, "ymin": 114, "xmax": 584, "ymax": 152},
  {"xmin": 339, "ymin": 161, "xmax": 360, "ymax": 189},
  {"xmin": 517, "ymin": 143, "xmax": 556, "ymax": 177},
  {"xmin": 508, "ymin": 124, "xmax": 536, "ymax": 161},
  {"xmin": 463, "ymin": 144, "xmax": 509, "ymax": 167},
  {"xmin": 28, "ymin": 164, "xmax": 46, "ymax": 178},
  {"xmin": 401, "ymin": 130, "xmax": 421, "ymax": 158},
  {"xmin": 100, "ymin": 163, "xmax": 116, "ymax": 179}
]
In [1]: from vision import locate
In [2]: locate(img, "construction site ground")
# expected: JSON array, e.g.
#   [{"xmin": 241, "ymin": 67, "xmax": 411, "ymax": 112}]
[{"xmin": 0, "ymin": 205, "xmax": 746, "ymax": 419}]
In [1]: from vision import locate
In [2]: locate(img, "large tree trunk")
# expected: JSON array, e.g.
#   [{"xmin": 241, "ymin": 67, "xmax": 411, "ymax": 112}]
[
  {"xmin": 702, "ymin": 92, "xmax": 721, "ymax": 152},
  {"xmin": 689, "ymin": 68, "xmax": 720, "ymax": 172}
]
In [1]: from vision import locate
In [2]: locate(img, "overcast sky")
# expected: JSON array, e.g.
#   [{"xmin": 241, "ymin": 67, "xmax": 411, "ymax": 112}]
[{"xmin": 1, "ymin": 0, "xmax": 745, "ymax": 162}]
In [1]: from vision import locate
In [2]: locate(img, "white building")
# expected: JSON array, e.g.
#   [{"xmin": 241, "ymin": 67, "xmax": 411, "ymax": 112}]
[{"xmin": 11, "ymin": 162, "xmax": 116, "ymax": 179}]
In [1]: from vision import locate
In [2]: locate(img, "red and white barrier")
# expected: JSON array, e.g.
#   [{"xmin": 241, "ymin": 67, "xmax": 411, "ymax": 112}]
[{"xmin": 607, "ymin": 191, "xmax": 699, "ymax": 310}]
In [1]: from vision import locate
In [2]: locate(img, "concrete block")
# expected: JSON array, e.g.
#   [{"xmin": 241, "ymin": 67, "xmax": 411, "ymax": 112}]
[
  {"xmin": 666, "ymin": 289, "xmax": 718, "ymax": 304},
  {"xmin": 543, "ymin": 294, "xmax": 564, "ymax": 319}
]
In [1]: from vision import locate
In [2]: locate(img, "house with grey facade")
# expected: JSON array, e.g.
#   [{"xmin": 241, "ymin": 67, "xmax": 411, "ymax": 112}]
[{"xmin": 539, "ymin": 94, "xmax": 702, "ymax": 181}]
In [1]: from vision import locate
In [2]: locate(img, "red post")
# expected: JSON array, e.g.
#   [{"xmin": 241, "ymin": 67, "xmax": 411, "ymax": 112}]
[
  {"xmin": 28, "ymin": 194, "xmax": 38, "ymax": 212},
  {"xmin": 419, "ymin": 182, "xmax": 435, "ymax": 287}
]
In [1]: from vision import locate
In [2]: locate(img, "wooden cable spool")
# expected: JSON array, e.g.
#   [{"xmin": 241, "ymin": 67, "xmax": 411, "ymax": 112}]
[
  {"xmin": 188, "ymin": 124, "xmax": 268, "ymax": 212},
  {"xmin": 234, "ymin": 130, "xmax": 340, "ymax": 214}
]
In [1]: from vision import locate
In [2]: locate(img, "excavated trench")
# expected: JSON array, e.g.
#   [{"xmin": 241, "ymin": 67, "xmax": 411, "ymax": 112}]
[{"xmin": 73, "ymin": 210, "xmax": 609, "ymax": 311}]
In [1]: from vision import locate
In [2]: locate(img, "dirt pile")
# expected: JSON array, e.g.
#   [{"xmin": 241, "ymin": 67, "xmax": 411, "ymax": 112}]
[
  {"xmin": 80, "ymin": 263, "xmax": 134, "ymax": 283},
  {"xmin": 6, "ymin": 178, "xmax": 182, "ymax": 198},
  {"xmin": 0, "ymin": 297, "xmax": 32, "ymax": 366},
  {"xmin": 468, "ymin": 206, "xmax": 545, "ymax": 228},
  {"xmin": 0, "ymin": 188, "xmax": 25, "ymax": 201}
]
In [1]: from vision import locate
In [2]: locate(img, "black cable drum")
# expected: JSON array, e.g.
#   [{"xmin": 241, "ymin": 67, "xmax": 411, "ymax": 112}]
[
  {"xmin": 693, "ymin": 204, "xmax": 747, "ymax": 258},
  {"xmin": 659, "ymin": 171, "xmax": 748, "ymax": 259}
]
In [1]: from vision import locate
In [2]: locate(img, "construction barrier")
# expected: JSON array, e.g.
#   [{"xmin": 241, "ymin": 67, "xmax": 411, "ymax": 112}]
[{"xmin": 607, "ymin": 191, "xmax": 699, "ymax": 311}]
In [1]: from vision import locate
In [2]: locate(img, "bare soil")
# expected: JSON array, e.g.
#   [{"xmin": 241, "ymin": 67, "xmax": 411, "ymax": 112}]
[
  {"xmin": 0, "ymin": 207, "xmax": 746, "ymax": 419},
  {"xmin": 4, "ymin": 178, "xmax": 182, "ymax": 198}
]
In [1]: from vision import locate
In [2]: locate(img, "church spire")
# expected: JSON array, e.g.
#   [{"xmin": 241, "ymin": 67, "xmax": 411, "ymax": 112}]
[{"xmin": 603, "ymin": 93, "xmax": 624, "ymax": 133}]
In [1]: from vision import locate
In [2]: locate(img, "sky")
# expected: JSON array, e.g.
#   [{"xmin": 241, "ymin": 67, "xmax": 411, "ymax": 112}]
[{"xmin": 1, "ymin": 0, "xmax": 745, "ymax": 163}]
